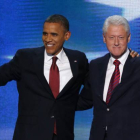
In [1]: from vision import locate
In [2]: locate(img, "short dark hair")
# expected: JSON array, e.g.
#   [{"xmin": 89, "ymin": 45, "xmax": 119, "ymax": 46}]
[{"xmin": 44, "ymin": 14, "xmax": 69, "ymax": 32}]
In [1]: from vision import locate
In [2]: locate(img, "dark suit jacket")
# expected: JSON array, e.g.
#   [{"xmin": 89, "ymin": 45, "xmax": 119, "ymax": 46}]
[
  {"xmin": 78, "ymin": 53, "xmax": 140, "ymax": 140},
  {"xmin": 0, "ymin": 46, "xmax": 88, "ymax": 140}
]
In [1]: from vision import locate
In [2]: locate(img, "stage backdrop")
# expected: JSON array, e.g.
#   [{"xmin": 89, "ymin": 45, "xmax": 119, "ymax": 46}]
[{"xmin": 0, "ymin": 0, "xmax": 140, "ymax": 140}]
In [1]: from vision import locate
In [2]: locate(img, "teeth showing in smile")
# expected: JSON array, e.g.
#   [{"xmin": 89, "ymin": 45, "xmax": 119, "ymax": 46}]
[{"xmin": 47, "ymin": 44, "xmax": 53, "ymax": 47}]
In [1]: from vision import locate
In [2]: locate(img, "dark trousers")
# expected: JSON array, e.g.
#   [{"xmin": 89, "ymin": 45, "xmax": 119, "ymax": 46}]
[{"xmin": 52, "ymin": 134, "xmax": 57, "ymax": 140}]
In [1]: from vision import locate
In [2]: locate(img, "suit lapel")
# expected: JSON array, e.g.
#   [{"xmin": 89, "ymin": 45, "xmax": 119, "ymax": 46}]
[
  {"xmin": 33, "ymin": 47, "xmax": 78, "ymax": 98},
  {"xmin": 33, "ymin": 46, "xmax": 53, "ymax": 98},
  {"xmin": 109, "ymin": 55, "xmax": 136, "ymax": 106},
  {"xmin": 121, "ymin": 55, "xmax": 135, "ymax": 83},
  {"xmin": 64, "ymin": 48, "xmax": 78, "ymax": 78},
  {"xmin": 97, "ymin": 54, "xmax": 110, "ymax": 100},
  {"xmin": 57, "ymin": 48, "xmax": 78, "ymax": 98}
]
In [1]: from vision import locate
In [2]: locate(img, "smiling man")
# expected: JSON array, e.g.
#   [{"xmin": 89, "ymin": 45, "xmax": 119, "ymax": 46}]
[
  {"xmin": 103, "ymin": 23, "xmax": 130, "ymax": 59},
  {"xmin": 77, "ymin": 15, "xmax": 140, "ymax": 140},
  {"xmin": 42, "ymin": 21, "xmax": 71, "ymax": 55},
  {"xmin": 0, "ymin": 14, "xmax": 88, "ymax": 140}
]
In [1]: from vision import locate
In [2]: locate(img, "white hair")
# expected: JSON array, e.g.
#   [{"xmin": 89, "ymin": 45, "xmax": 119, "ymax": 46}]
[{"xmin": 103, "ymin": 15, "xmax": 130, "ymax": 35}]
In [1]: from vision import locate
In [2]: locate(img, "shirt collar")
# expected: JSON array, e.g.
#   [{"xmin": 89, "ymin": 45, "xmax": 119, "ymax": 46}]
[
  {"xmin": 44, "ymin": 48, "xmax": 65, "ymax": 63},
  {"xmin": 109, "ymin": 48, "xmax": 129, "ymax": 67}
]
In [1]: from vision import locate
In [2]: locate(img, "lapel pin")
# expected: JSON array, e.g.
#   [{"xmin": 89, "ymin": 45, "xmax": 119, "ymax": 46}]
[{"xmin": 74, "ymin": 60, "xmax": 77, "ymax": 62}]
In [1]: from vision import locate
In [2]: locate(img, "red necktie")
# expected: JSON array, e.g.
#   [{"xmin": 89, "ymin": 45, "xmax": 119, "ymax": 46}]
[
  {"xmin": 49, "ymin": 56, "xmax": 59, "ymax": 134},
  {"xmin": 49, "ymin": 56, "xmax": 59, "ymax": 98},
  {"xmin": 106, "ymin": 60, "xmax": 120, "ymax": 104}
]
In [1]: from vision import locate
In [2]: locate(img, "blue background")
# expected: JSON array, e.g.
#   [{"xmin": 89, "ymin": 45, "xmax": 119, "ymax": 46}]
[{"xmin": 0, "ymin": 0, "xmax": 140, "ymax": 139}]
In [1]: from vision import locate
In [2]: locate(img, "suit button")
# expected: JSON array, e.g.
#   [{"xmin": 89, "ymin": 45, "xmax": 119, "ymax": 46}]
[
  {"xmin": 51, "ymin": 116, "xmax": 54, "ymax": 118},
  {"xmin": 107, "ymin": 108, "xmax": 110, "ymax": 111}
]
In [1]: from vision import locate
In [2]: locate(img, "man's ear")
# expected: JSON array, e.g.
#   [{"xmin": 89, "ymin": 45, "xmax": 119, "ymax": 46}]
[
  {"xmin": 65, "ymin": 31, "xmax": 71, "ymax": 41},
  {"xmin": 128, "ymin": 33, "xmax": 131, "ymax": 43},
  {"xmin": 103, "ymin": 34, "xmax": 106, "ymax": 43}
]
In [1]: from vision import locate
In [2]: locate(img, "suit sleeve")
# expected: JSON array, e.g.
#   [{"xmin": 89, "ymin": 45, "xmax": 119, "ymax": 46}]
[
  {"xmin": 77, "ymin": 65, "xmax": 93, "ymax": 110},
  {"xmin": 0, "ymin": 50, "xmax": 21, "ymax": 86}
]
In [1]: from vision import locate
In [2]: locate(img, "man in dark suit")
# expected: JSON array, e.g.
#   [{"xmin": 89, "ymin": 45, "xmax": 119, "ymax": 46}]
[
  {"xmin": 77, "ymin": 15, "xmax": 140, "ymax": 140},
  {"xmin": 0, "ymin": 14, "xmax": 88, "ymax": 140}
]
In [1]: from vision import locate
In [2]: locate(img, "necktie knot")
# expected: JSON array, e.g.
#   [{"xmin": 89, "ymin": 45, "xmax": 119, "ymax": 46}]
[
  {"xmin": 52, "ymin": 57, "xmax": 58, "ymax": 68},
  {"xmin": 113, "ymin": 60, "xmax": 120, "ymax": 67},
  {"xmin": 52, "ymin": 56, "xmax": 58, "ymax": 63}
]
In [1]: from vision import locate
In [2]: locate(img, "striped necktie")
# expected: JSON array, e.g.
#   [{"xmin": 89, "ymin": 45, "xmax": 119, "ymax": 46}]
[{"xmin": 106, "ymin": 60, "xmax": 120, "ymax": 104}]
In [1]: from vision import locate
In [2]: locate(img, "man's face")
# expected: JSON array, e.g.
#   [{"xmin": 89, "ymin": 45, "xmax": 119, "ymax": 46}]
[
  {"xmin": 42, "ymin": 22, "xmax": 71, "ymax": 55},
  {"xmin": 103, "ymin": 25, "xmax": 131, "ymax": 59}
]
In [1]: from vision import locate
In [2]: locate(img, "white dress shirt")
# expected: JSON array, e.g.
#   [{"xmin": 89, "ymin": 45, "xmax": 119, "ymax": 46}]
[
  {"xmin": 44, "ymin": 48, "xmax": 73, "ymax": 92},
  {"xmin": 103, "ymin": 48, "xmax": 130, "ymax": 102}
]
